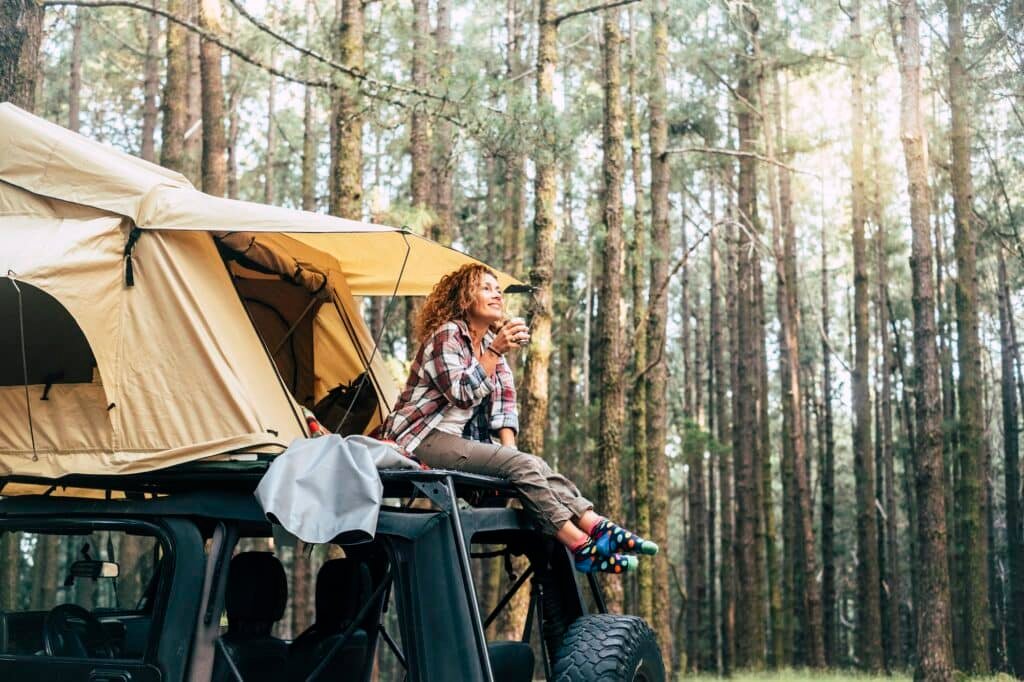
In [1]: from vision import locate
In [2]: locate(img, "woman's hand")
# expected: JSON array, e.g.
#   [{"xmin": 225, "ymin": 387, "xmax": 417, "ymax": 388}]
[{"xmin": 489, "ymin": 317, "xmax": 530, "ymax": 355}]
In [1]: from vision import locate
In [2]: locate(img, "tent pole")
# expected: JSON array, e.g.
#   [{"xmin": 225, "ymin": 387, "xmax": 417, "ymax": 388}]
[{"xmin": 7, "ymin": 272, "xmax": 37, "ymax": 461}]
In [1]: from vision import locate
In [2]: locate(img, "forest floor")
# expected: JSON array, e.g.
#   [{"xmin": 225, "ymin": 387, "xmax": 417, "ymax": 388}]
[{"xmin": 682, "ymin": 671, "xmax": 1016, "ymax": 681}]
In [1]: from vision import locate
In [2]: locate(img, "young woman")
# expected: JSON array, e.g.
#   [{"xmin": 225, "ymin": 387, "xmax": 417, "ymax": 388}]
[{"xmin": 382, "ymin": 263, "xmax": 657, "ymax": 574}]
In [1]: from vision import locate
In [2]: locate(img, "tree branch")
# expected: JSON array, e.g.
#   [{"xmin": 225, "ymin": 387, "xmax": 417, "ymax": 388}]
[
  {"xmin": 43, "ymin": 0, "xmax": 492, "ymax": 132},
  {"xmin": 43, "ymin": 0, "xmax": 332, "ymax": 89},
  {"xmin": 699, "ymin": 57, "xmax": 762, "ymax": 120},
  {"xmin": 221, "ymin": 0, "xmax": 454, "ymax": 106},
  {"xmin": 629, "ymin": 221, "xmax": 716, "ymax": 389},
  {"xmin": 551, "ymin": 0, "xmax": 639, "ymax": 26},
  {"xmin": 664, "ymin": 146, "xmax": 820, "ymax": 178}
]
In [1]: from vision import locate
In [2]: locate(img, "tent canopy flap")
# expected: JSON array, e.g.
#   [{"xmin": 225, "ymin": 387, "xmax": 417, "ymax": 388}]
[{"xmin": 0, "ymin": 103, "xmax": 513, "ymax": 484}]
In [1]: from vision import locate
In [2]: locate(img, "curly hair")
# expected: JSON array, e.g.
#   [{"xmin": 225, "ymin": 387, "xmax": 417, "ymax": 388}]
[{"xmin": 415, "ymin": 263, "xmax": 498, "ymax": 344}]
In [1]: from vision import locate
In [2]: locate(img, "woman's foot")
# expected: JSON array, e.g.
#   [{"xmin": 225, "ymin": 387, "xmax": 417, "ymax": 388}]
[
  {"xmin": 589, "ymin": 518, "xmax": 659, "ymax": 557},
  {"xmin": 572, "ymin": 538, "xmax": 638, "ymax": 574}
]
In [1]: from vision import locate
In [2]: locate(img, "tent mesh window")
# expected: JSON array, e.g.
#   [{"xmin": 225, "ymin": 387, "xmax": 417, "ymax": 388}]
[{"xmin": 0, "ymin": 280, "xmax": 97, "ymax": 386}]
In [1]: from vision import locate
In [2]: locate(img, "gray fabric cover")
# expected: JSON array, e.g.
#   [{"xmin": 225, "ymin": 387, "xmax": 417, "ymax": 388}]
[{"xmin": 255, "ymin": 435, "xmax": 416, "ymax": 544}]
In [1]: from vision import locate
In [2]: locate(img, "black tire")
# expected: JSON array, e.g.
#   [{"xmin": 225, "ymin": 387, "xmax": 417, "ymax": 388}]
[{"xmin": 550, "ymin": 614, "xmax": 664, "ymax": 682}]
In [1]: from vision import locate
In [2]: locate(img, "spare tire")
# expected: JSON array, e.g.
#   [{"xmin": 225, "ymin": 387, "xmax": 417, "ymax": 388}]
[{"xmin": 550, "ymin": 614, "xmax": 664, "ymax": 682}]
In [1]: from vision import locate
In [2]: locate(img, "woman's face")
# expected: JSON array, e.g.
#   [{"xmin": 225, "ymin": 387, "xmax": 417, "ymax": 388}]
[{"xmin": 466, "ymin": 272, "xmax": 504, "ymax": 326}]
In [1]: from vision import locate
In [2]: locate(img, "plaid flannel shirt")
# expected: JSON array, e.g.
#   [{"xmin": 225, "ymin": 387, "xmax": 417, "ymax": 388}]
[{"xmin": 382, "ymin": 320, "xmax": 519, "ymax": 454}]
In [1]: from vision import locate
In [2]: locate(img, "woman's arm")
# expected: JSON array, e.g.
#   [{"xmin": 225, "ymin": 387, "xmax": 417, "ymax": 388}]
[
  {"xmin": 497, "ymin": 427, "xmax": 516, "ymax": 448},
  {"xmin": 489, "ymin": 355, "xmax": 520, "ymax": 441},
  {"xmin": 423, "ymin": 328, "xmax": 495, "ymax": 409}
]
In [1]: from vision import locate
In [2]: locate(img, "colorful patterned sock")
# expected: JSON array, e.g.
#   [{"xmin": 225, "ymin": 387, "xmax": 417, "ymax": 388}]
[
  {"xmin": 589, "ymin": 518, "xmax": 659, "ymax": 557},
  {"xmin": 571, "ymin": 537, "xmax": 638, "ymax": 575}
]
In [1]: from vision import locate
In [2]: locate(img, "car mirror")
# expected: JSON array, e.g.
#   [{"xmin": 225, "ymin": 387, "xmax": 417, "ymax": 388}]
[{"xmin": 63, "ymin": 560, "xmax": 119, "ymax": 585}]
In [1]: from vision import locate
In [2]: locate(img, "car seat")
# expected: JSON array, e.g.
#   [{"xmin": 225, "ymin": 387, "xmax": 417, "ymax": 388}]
[
  {"xmin": 212, "ymin": 552, "xmax": 289, "ymax": 682},
  {"xmin": 287, "ymin": 558, "xmax": 374, "ymax": 682},
  {"xmin": 487, "ymin": 641, "xmax": 535, "ymax": 682}
]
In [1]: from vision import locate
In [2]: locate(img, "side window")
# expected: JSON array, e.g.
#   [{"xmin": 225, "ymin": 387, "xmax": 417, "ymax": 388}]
[
  {"xmin": 0, "ymin": 281, "xmax": 97, "ymax": 386},
  {"xmin": 0, "ymin": 526, "xmax": 163, "ymax": 660}
]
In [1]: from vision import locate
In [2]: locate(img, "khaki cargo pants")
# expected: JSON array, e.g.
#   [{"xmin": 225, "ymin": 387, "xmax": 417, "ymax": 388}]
[{"xmin": 415, "ymin": 429, "xmax": 594, "ymax": 535}]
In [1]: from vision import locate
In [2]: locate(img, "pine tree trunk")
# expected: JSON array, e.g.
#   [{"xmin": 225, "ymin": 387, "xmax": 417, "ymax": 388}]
[
  {"xmin": 431, "ymin": 0, "xmax": 454, "ymax": 243},
  {"xmin": 518, "ymin": 0, "xmax": 557, "ymax": 458},
  {"xmin": 626, "ymin": 5, "xmax": 652, "ymax": 629},
  {"xmin": 68, "ymin": 8, "xmax": 82, "ymax": 131},
  {"xmin": 686, "ymin": 280, "xmax": 707, "ymax": 671},
  {"xmin": 868, "ymin": 83, "xmax": 903, "ymax": 669},
  {"xmin": 161, "ymin": 0, "xmax": 189, "ymax": 173},
  {"xmin": 768, "ymin": 72, "xmax": 825, "ymax": 669},
  {"xmin": 500, "ymin": 0, "xmax": 526, "ymax": 277},
  {"xmin": 292, "ymin": 544, "xmax": 313, "ymax": 635},
  {"xmin": 646, "ymin": 0, "xmax": 673, "ymax": 667},
  {"xmin": 197, "ymin": 0, "xmax": 226, "ymax": 196},
  {"xmin": 404, "ymin": 0, "xmax": 431, "ymax": 357},
  {"xmin": 0, "ymin": 0, "xmax": 43, "ymax": 110},
  {"xmin": 933, "ymin": 210, "xmax": 959, "ymax": 653},
  {"xmin": 596, "ymin": 3, "xmax": 625, "ymax": 613},
  {"xmin": 226, "ymin": 54, "xmax": 240, "ymax": 199},
  {"xmin": 998, "ymin": 248, "xmax": 1024, "ymax": 677},
  {"xmin": 733, "ymin": 9, "xmax": 767, "ymax": 666},
  {"xmin": 850, "ymin": 2, "xmax": 884, "ymax": 670},
  {"xmin": 711, "ymin": 199, "xmax": 734, "ymax": 675},
  {"xmin": 946, "ymin": 0, "xmax": 990, "ymax": 671},
  {"xmin": 704, "ymin": 175, "xmax": 720, "ymax": 673},
  {"xmin": 264, "ymin": 71, "xmax": 275, "ymax": 204},
  {"xmin": 330, "ymin": 0, "xmax": 364, "ymax": 219},
  {"xmin": 184, "ymin": 0, "xmax": 201, "ymax": 181},
  {"xmin": 299, "ymin": 0, "xmax": 316, "ymax": 212},
  {"xmin": 821, "ymin": 199, "xmax": 838, "ymax": 667},
  {"xmin": 140, "ymin": 2, "xmax": 160, "ymax": 162},
  {"xmin": 895, "ymin": 2, "xmax": 954, "ymax": 678},
  {"xmin": 410, "ymin": 0, "xmax": 431, "ymax": 215}
]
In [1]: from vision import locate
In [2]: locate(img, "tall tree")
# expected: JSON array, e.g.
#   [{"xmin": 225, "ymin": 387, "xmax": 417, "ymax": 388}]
[
  {"xmin": 161, "ymin": 0, "xmax": 188, "ymax": 173},
  {"xmin": 500, "ymin": 0, "xmax": 526, "ymax": 276},
  {"xmin": 0, "ymin": 0, "xmax": 43, "ymax": 110},
  {"xmin": 330, "ymin": 0, "xmax": 363, "ymax": 219},
  {"xmin": 140, "ymin": 2, "xmax": 160, "ymax": 162},
  {"xmin": 68, "ymin": 8, "xmax": 82, "ymax": 131},
  {"xmin": 894, "ymin": 1, "xmax": 954, "ymax": 678},
  {"xmin": 998, "ymin": 248, "xmax": 1023, "ymax": 676},
  {"xmin": 868, "ymin": 82, "xmax": 902, "ymax": 669},
  {"xmin": 850, "ymin": 1, "xmax": 884, "ymax": 670},
  {"xmin": 646, "ymin": 0, "xmax": 673, "ymax": 666},
  {"xmin": 595, "ymin": 2, "xmax": 625, "ymax": 613},
  {"xmin": 626, "ymin": 4, "xmax": 652, "ymax": 629},
  {"xmin": 820, "ymin": 213, "xmax": 837, "ymax": 667},
  {"xmin": 300, "ymin": 0, "xmax": 315, "ymax": 212},
  {"xmin": 946, "ymin": 0, "xmax": 990, "ymax": 671},
  {"xmin": 226, "ymin": 53, "xmax": 240, "ymax": 199},
  {"xmin": 686, "ymin": 287, "xmax": 707, "ymax": 673},
  {"xmin": 404, "ymin": 0, "xmax": 431, "ymax": 356},
  {"xmin": 198, "ymin": 0, "xmax": 226, "ymax": 196},
  {"xmin": 710, "ymin": 185, "xmax": 734, "ymax": 675},
  {"xmin": 518, "ymin": 0, "xmax": 557, "ymax": 458},
  {"xmin": 767, "ymin": 73, "xmax": 825, "ymax": 668},
  {"xmin": 264, "ymin": 69, "xmax": 275, "ymax": 203},
  {"xmin": 733, "ymin": 5, "xmax": 767, "ymax": 668},
  {"xmin": 431, "ymin": 0, "xmax": 454, "ymax": 243}
]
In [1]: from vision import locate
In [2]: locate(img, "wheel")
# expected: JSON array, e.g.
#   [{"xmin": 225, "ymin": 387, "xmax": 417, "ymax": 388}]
[
  {"xmin": 43, "ymin": 603, "xmax": 114, "ymax": 658},
  {"xmin": 550, "ymin": 614, "xmax": 664, "ymax": 682}
]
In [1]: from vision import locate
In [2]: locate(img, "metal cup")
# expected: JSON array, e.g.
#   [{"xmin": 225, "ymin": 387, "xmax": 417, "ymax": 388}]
[{"xmin": 509, "ymin": 317, "xmax": 529, "ymax": 345}]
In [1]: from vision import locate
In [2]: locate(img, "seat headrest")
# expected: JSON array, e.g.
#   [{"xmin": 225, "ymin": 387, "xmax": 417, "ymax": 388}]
[
  {"xmin": 315, "ymin": 559, "xmax": 371, "ymax": 630},
  {"xmin": 226, "ymin": 551, "xmax": 288, "ymax": 625}
]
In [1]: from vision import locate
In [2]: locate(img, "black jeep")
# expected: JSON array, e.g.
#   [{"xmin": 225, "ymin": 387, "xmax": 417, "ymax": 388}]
[{"xmin": 0, "ymin": 465, "xmax": 664, "ymax": 681}]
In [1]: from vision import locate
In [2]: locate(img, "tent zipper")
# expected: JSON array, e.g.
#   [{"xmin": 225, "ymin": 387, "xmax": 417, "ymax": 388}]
[{"xmin": 124, "ymin": 226, "xmax": 142, "ymax": 287}]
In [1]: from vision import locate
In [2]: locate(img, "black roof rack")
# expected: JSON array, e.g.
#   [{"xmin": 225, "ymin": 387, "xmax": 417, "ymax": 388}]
[{"xmin": 0, "ymin": 464, "xmax": 518, "ymax": 502}]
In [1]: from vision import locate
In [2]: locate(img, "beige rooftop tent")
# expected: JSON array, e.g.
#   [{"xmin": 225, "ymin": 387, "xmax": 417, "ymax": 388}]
[{"xmin": 0, "ymin": 103, "xmax": 518, "ymax": 487}]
